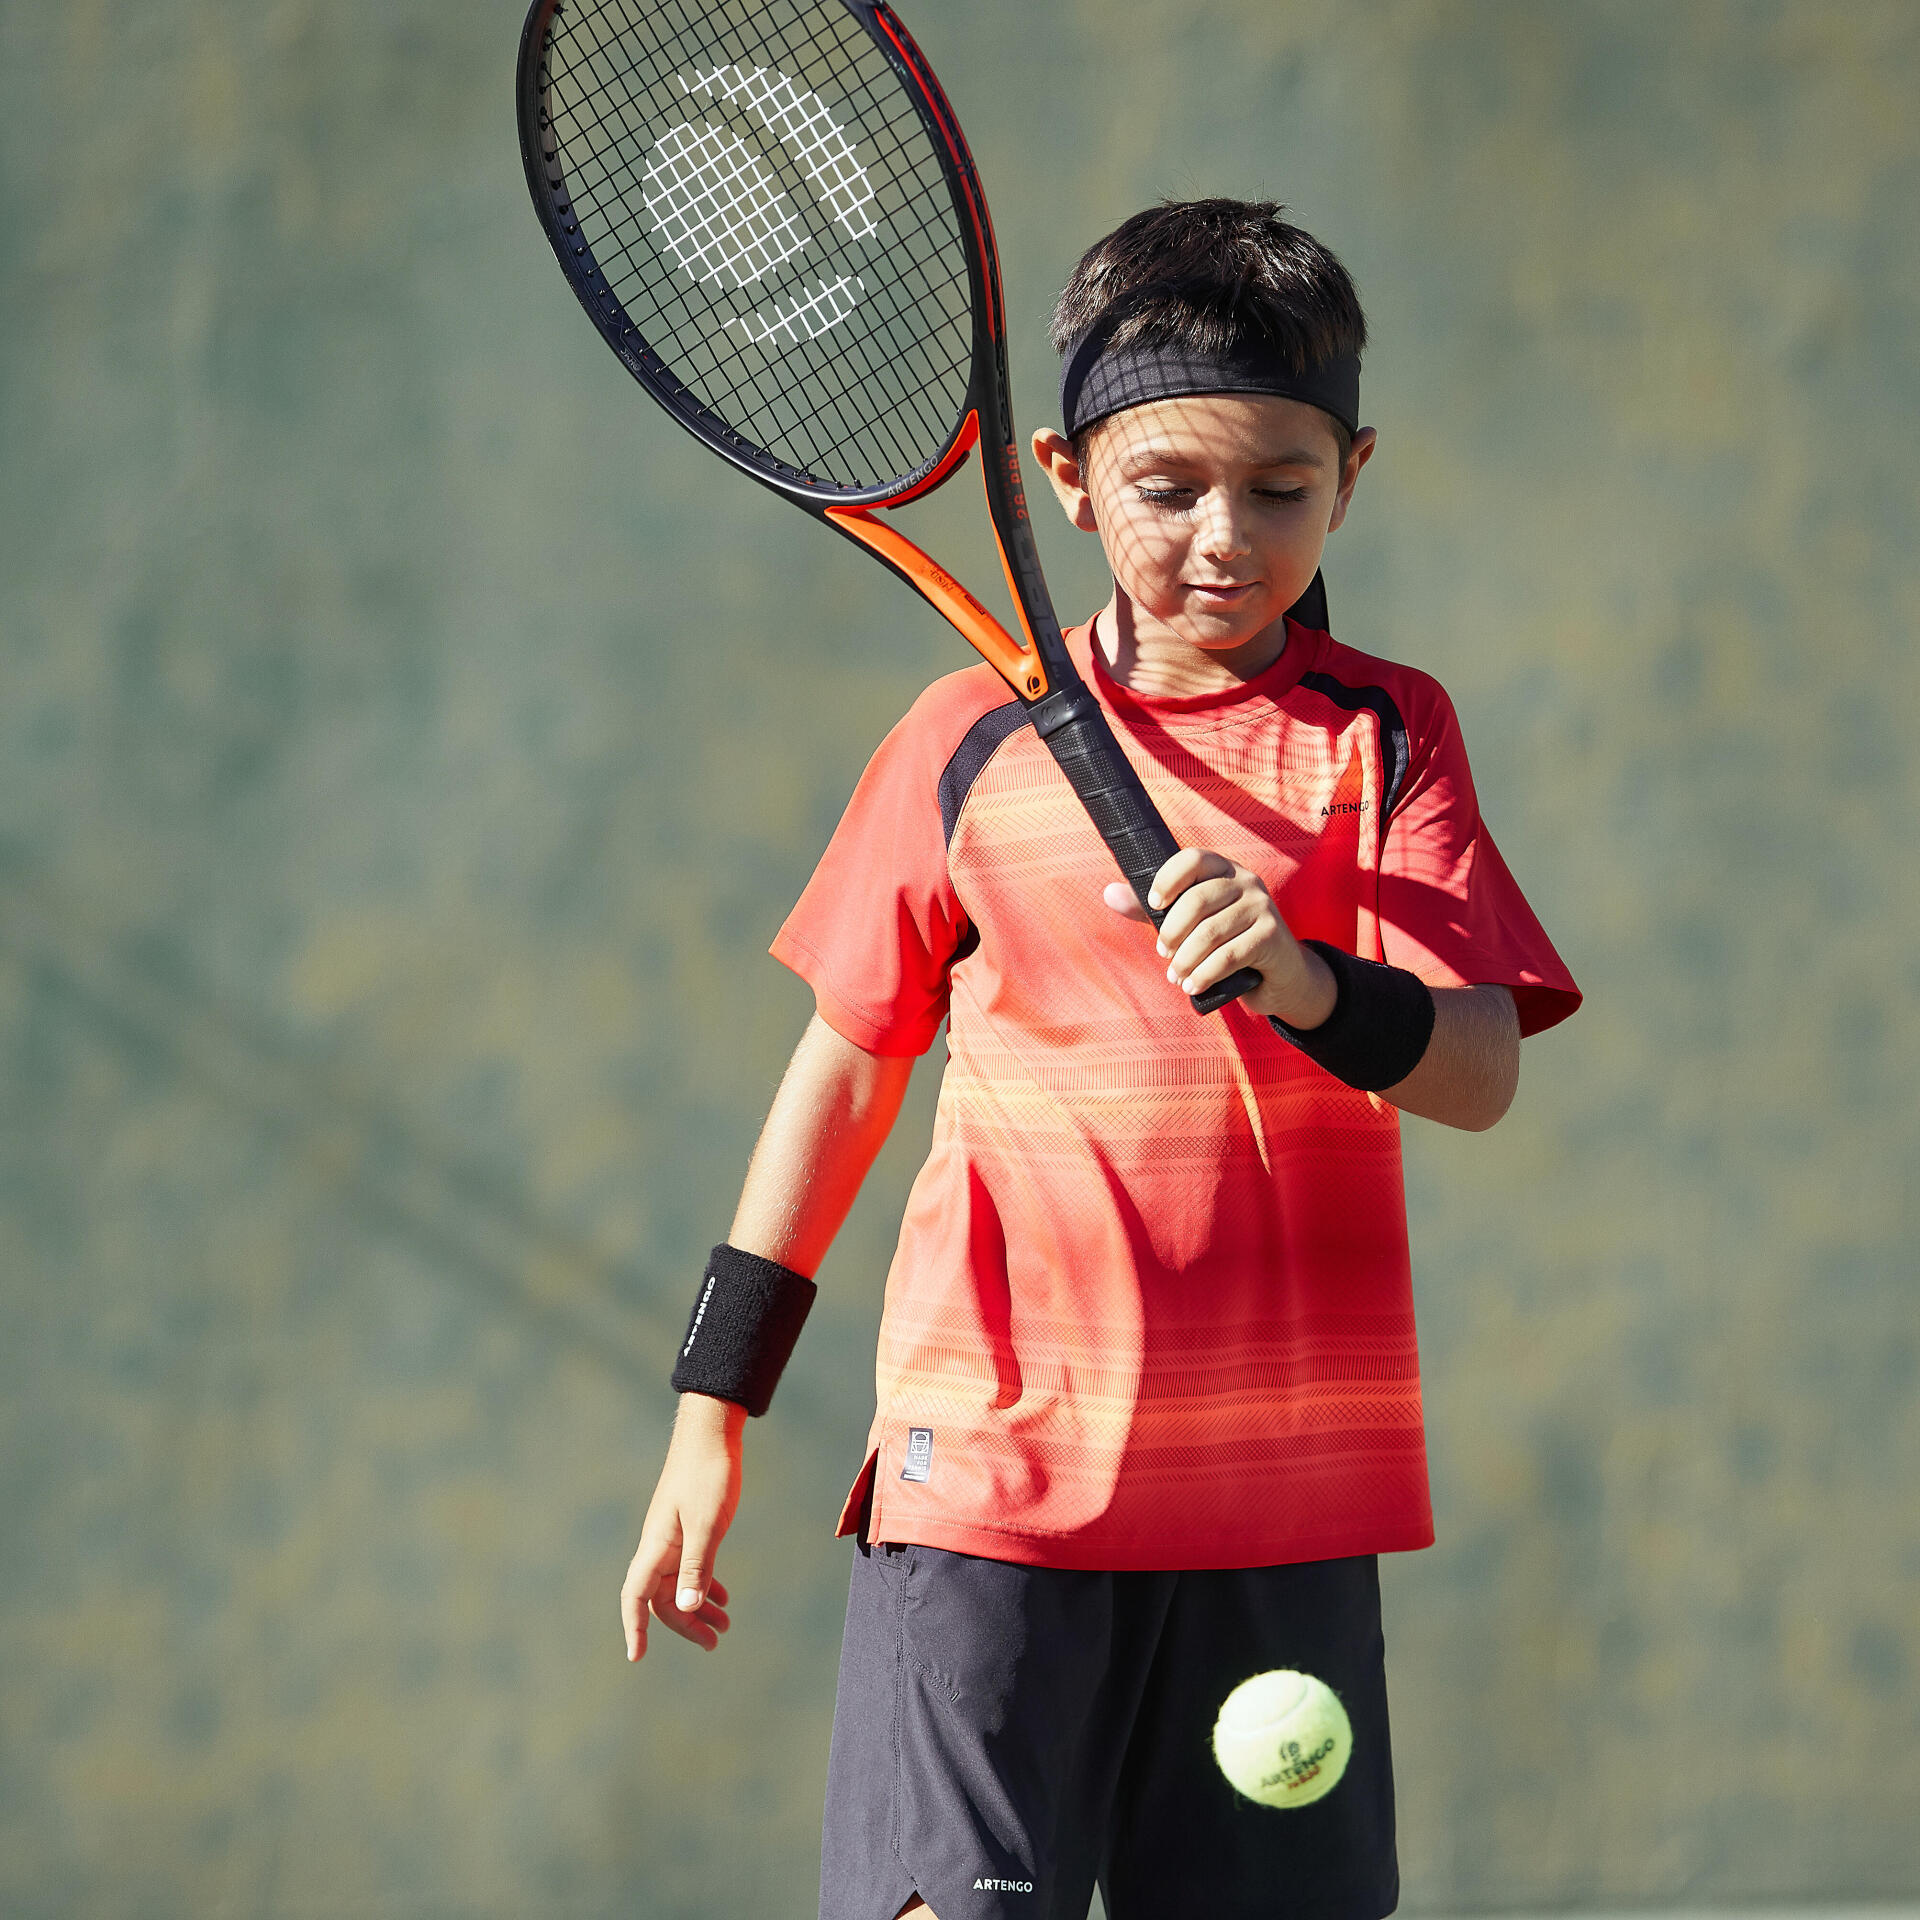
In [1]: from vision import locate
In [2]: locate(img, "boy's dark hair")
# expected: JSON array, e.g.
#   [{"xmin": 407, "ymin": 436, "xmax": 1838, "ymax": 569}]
[{"xmin": 1050, "ymin": 199, "xmax": 1367, "ymax": 459}]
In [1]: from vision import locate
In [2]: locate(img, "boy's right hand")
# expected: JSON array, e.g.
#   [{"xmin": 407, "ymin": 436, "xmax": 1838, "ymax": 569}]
[{"xmin": 621, "ymin": 1392, "xmax": 746, "ymax": 1661}]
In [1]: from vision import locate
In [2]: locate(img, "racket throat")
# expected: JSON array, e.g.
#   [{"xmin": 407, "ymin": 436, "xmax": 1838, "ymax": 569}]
[{"xmin": 822, "ymin": 505, "xmax": 1050, "ymax": 700}]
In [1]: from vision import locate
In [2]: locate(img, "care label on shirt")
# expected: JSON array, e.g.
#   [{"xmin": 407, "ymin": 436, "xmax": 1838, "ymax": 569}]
[{"xmin": 901, "ymin": 1428, "xmax": 934, "ymax": 1483}]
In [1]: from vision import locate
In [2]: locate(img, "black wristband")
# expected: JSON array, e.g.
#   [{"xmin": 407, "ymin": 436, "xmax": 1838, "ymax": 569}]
[
  {"xmin": 670, "ymin": 1244, "xmax": 818, "ymax": 1417},
  {"xmin": 1270, "ymin": 940, "xmax": 1436, "ymax": 1092}
]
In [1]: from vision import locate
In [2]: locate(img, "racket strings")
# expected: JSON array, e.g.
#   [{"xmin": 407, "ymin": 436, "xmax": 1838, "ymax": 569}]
[
  {"xmin": 539, "ymin": 0, "xmax": 973, "ymax": 492},
  {"xmin": 629, "ymin": 0, "xmax": 970, "ymax": 472},
  {"xmin": 643, "ymin": 120, "xmax": 812, "ymax": 290},
  {"xmin": 683, "ymin": 63, "xmax": 877, "ymax": 237}
]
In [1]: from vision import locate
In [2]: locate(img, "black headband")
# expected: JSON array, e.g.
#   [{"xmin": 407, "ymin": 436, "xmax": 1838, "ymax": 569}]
[{"xmin": 1059, "ymin": 327, "xmax": 1361, "ymax": 441}]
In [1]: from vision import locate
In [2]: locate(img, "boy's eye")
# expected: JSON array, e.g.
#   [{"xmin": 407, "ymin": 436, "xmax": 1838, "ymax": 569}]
[{"xmin": 1131, "ymin": 484, "xmax": 1313, "ymax": 508}]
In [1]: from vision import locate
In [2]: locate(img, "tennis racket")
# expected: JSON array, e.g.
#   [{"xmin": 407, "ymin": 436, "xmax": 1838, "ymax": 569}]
[{"xmin": 515, "ymin": 0, "xmax": 1264, "ymax": 1013}]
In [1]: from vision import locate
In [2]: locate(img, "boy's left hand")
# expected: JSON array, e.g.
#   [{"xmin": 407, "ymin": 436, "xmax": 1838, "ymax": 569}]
[{"xmin": 1104, "ymin": 849, "xmax": 1338, "ymax": 1029}]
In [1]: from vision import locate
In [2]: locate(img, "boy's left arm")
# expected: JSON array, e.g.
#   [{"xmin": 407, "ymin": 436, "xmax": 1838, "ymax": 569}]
[
  {"xmin": 1115, "ymin": 849, "xmax": 1520, "ymax": 1133},
  {"xmin": 1367, "ymin": 981, "xmax": 1517, "ymax": 1131}
]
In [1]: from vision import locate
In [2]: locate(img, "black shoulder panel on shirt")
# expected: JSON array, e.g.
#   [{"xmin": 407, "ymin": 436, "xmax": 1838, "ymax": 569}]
[
  {"xmin": 938, "ymin": 700, "xmax": 1032, "ymax": 847},
  {"xmin": 1299, "ymin": 670, "xmax": 1411, "ymax": 854}
]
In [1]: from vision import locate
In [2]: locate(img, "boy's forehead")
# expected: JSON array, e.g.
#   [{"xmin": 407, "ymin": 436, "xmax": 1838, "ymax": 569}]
[{"xmin": 1095, "ymin": 392, "xmax": 1340, "ymax": 467}]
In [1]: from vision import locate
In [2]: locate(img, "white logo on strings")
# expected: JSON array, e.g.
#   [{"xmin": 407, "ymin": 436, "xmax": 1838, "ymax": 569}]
[
  {"xmin": 728, "ymin": 273, "xmax": 867, "ymax": 346},
  {"xmin": 641, "ymin": 121, "xmax": 809, "ymax": 290},
  {"xmin": 683, "ymin": 66, "xmax": 876, "ymax": 239},
  {"xmin": 641, "ymin": 64, "xmax": 876, "ymax": 343}
]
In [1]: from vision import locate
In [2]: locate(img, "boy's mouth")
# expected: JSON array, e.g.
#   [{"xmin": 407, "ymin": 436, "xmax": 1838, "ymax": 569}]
[{"xmin": 1185, "ymin": 579, "xmax": 1260, "ymax": 605}]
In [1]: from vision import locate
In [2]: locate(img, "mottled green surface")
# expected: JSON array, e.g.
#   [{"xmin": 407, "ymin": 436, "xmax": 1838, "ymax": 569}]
[{"xmin": 3, "ymin": 1, "xmax": 1917, "ymax": 1914}]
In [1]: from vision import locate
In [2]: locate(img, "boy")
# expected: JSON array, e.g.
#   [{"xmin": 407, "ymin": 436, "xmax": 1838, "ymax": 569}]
[{"xmin": 620, "ymin": 200, "xmax": 1579, "ymax": 1920}]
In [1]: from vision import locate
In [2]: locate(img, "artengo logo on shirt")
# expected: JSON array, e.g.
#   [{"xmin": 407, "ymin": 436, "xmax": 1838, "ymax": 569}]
[
  {"xmin": 1321, "ymin": 799, "xmax": 1371, "ymax": 817},
  {"xmin": 974, "ymin": 1878, "xmax": 1034, "ymax": 1893}
]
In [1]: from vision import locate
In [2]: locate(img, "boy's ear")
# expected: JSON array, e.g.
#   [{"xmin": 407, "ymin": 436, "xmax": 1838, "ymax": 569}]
[
  {"xmin": 1030, "ymin": 427, "xmax": 1099, "ymax": 532},
  {"xmin": 1326, "ymin": 425, "xmax": 1377, "ymax": 535}
]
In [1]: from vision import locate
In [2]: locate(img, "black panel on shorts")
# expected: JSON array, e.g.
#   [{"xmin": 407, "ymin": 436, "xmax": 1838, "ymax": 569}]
[{"xmin": 818, "ymin": 1543, "xmax": 1399, "ymax": 1920}]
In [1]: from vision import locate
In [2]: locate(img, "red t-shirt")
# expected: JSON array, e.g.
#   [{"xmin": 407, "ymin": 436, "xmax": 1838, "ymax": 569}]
[{"xmin": 773, "ymin": 620, "xmax": 1579, "ymax": 1570}]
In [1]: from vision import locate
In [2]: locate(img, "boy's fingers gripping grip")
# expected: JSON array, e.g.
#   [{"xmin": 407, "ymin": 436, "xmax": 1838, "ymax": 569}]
[
  {"xmin": 1030, "ymin": 688, "xmax": 1262, "ymax": 1015},
  {"xmin": 670, "ymin": 1245, "xmax": 817, "ymax": 1417}
]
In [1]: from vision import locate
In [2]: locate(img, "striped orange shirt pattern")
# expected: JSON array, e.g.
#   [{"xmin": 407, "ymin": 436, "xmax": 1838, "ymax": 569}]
[{"xmin": 773, "ymin": 622, "xmax": 1579, "ymax": 1570}]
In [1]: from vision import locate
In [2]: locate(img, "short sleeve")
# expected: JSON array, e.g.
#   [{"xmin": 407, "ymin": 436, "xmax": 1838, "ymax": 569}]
[
  {"xmin": 770, "ymin": 698, "xmax": 969, "ymax": 1057},
  {"xmin": 1377, "ymin": 685, "xmax": 1581, "ymax": 1037}
]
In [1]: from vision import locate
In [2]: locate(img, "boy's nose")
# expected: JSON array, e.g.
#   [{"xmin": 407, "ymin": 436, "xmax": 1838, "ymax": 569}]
[{"xmin": 1196, "ymin": 493, "xmax": 1253, "ymax": 561}]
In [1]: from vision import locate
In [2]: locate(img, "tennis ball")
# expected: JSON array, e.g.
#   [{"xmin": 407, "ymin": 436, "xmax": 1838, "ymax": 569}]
[{"xmin": 1212, "ymin": 1669, "xmax": 1353, "ymax": 1808}]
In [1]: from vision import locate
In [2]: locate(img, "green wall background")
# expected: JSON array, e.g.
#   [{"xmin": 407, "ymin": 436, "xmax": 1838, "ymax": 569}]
[{"xmin": 3, "ymin": 1, "xmax": 1916, "ymax": 1914}]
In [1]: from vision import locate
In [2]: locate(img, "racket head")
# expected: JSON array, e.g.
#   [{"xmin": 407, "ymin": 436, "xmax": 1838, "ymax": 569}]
[{"xmin": 517, "ymin": 0, "xmax": 994, "ymax": 508}]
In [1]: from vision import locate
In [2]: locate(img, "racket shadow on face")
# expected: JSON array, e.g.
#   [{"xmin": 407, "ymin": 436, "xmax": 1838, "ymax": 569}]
[{"xmin": 517, "ymin": 0, "xmax": 1274, "ymax": 1012}]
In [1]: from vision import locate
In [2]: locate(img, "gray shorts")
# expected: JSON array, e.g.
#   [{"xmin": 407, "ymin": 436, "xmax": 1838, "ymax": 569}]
[{"xmin": 818, "ymin": 1540, "xmax": 1398, "ymax": 1920}]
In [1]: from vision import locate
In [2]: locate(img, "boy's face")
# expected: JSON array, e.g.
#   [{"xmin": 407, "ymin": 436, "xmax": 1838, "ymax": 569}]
[{"xmin": 1034, "ymin": 394, "xmax": 1374, "ymax": 662}]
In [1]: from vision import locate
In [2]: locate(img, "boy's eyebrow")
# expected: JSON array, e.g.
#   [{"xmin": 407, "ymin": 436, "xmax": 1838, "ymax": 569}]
[{"xmin": 1117, "ymin": 442, "xmax": 1328, "ymax": 472}]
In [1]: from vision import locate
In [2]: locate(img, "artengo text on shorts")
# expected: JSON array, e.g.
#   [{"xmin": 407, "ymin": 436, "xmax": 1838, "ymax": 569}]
[{"xmin": 973, "ymin": 1878, "xmax": 1035, "ymax": 1893}]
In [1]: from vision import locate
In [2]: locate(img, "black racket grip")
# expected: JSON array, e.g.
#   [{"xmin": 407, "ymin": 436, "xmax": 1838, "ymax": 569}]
[{"xmin": 1030, "ymin": 688, "xmax": 1262, "ymax": 1015}]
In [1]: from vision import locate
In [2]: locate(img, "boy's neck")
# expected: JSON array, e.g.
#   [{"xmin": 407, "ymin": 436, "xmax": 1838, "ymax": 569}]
[{"xmin": 1091, "ymin": 593, "xmax": 1291, "ymax": 700}]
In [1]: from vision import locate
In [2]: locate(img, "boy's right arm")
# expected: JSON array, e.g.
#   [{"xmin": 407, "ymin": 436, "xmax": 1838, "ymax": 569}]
[{"xmin": 620, "ymin": 1012, "xmax": 916, "ymax": 1661}]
